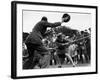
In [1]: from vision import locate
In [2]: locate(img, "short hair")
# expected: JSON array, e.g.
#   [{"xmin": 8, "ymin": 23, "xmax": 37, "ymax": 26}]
[
  {"xmin": 81, "ymin": 31, "xmax": 84, "ymax": 34},
  {"xmin": 41, "ymin": 16, "xmax": 48, "ymax": 21}
]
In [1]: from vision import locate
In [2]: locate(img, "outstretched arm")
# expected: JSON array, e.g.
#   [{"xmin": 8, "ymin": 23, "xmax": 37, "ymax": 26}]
[{"xmin": 44, "ymin": 21, "xmax": 62, "ymax": 28}]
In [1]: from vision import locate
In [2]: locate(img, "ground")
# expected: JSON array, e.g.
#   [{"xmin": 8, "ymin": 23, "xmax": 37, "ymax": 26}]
[{"xmin": 34, "ymin": 63, "xmax": 90, "ymax": 69}]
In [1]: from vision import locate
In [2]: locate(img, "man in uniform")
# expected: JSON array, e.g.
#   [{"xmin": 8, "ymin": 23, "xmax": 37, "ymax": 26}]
[{"xmin": 23, "ymin": 13, "xmax": 70, "ymax": 69}]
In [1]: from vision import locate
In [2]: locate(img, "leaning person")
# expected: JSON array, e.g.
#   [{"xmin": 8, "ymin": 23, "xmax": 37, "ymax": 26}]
[{"xmin": 23, "ymin": 13, "xmax": 70, "ymax": 69}]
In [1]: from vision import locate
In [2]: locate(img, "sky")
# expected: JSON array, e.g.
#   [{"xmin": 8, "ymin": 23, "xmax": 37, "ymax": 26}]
[{"xmin": 23, "ymin": 10, "xmax": 91, "ymax": 33}]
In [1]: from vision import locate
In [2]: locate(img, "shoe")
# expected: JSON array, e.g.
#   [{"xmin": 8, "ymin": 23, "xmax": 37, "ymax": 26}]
[
  {"xmin": 73, "ymin": 64, "xmax": 76, "ymax": 67},
  {"xmin": 58, "ymin": 65, "xmax": 62, "ymax": 68}
]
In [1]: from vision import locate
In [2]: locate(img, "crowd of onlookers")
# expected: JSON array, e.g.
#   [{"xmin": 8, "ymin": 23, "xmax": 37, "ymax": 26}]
[{"xmin": 23, "ymin": 26, "xmax": 91, "ymax": 68}]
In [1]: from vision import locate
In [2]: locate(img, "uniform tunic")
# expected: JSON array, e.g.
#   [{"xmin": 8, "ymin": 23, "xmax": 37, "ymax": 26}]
[{"xmin": 23, "ymin": 20, "xmax": 61, "ymax": 69}]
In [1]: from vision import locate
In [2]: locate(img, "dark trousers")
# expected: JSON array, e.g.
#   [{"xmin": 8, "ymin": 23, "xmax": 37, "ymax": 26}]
[{"xmin": 23, "ymin": 43, "xmax": 50, "ymax": 69}]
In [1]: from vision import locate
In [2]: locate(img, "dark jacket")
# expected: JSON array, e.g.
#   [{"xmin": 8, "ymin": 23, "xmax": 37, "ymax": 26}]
[
  {"xmin": 25, "ymin": 20, "xmax": 61, "ymax": 45},
  {"xmin": 56, "ymin": 38, "xmax": 68, "ymax": 50}
]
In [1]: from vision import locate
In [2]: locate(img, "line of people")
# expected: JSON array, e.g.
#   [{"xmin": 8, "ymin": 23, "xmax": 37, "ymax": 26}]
[
  {"xmin": 22, "ymin": 13, "xmax": 91, "ymax": 69},
  {"xmin": 23, "ymin": 13, "xmax": 71, "ymax": 69}
]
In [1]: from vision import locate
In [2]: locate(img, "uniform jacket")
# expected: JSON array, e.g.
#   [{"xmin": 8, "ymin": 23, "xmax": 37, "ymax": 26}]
[{"xmin": 25, "ymin": 20, "xmax": 61, "ymax": 45}]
